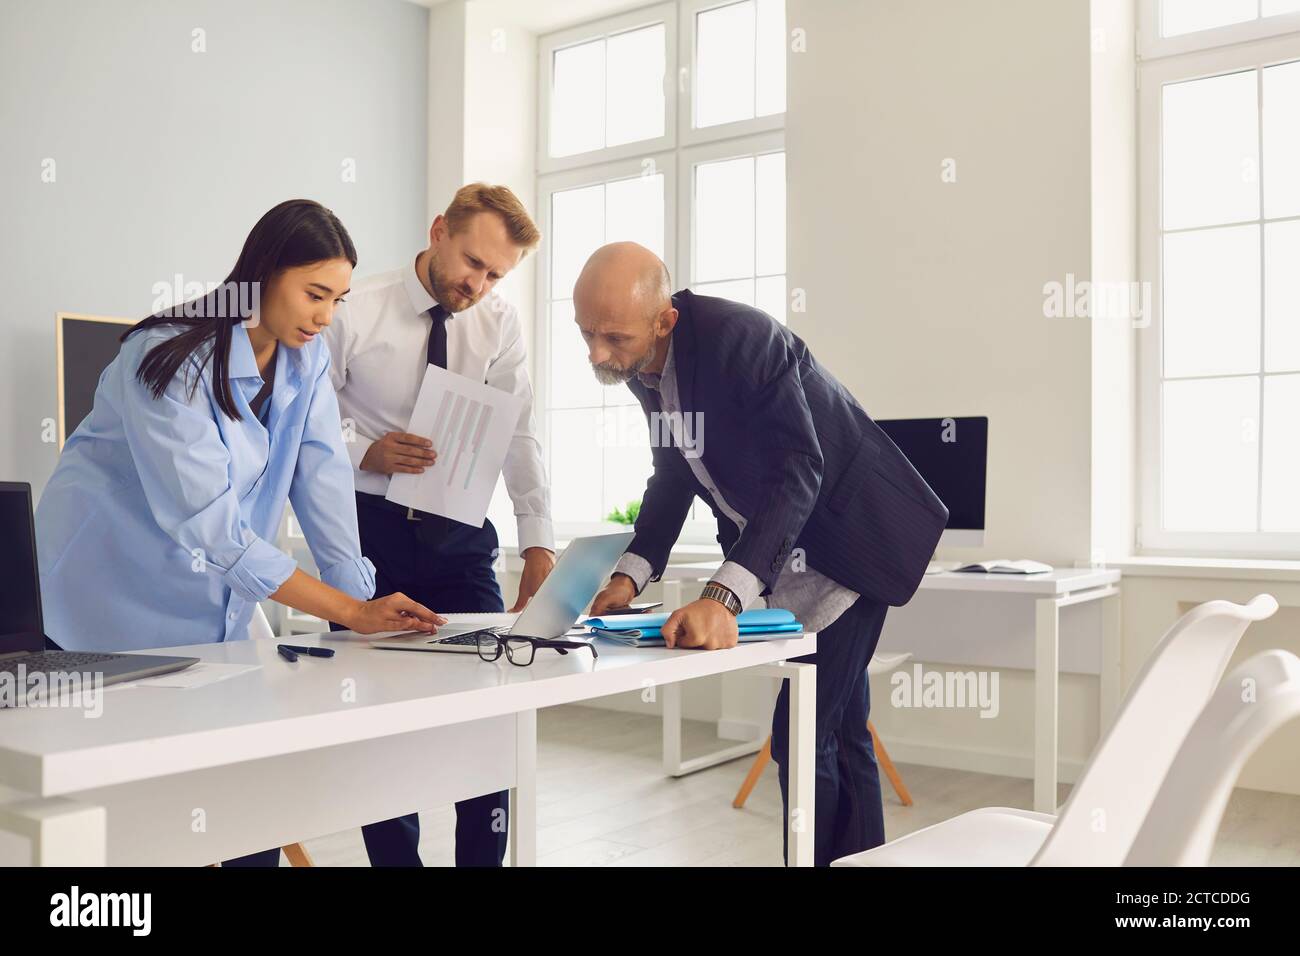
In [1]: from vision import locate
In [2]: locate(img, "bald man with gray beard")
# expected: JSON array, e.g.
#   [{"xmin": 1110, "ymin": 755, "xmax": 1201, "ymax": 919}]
[{"xmin": 577, "ymin": 242, "xmax": 948, "ymax": 866}]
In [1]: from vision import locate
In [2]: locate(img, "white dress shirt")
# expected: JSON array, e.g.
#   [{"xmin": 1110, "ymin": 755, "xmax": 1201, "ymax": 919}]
[{"xmin": 323, "ymin": 259, "xmax": 554, "ymax": 553}]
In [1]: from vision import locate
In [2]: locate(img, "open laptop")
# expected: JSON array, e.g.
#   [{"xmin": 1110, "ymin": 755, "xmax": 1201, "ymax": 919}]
[
  {"xmin": 0, "ymin": 482, "xmax": 198, "ymax": 704},
  {"xmin": 371, "ymin": 530, "xmax": 635, "ymax": 653}
]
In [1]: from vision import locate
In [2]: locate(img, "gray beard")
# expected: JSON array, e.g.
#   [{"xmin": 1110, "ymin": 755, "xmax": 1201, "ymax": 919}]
[
  {"xmin": 592, "ymin": 363, "xmax": 636, "ymax": 385},
  {"xmin": 591, "ymin": 348, "xmax": 655, "ymax": 385}
]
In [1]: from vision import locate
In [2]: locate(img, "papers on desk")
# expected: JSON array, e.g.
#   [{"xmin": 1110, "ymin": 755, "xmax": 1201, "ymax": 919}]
[
  {"xmin": 584, "ymin": 608, "xmax": 803, "ymax": 647},
  {"xmin": 124, "ymin": 662, "xmax": 261, "ymax": 689},
  {"xmin": 385, "ymin": 364, "xmax": 525, "ymax": 527}
]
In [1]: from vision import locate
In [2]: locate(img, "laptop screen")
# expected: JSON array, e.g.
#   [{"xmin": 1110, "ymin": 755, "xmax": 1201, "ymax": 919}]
[{"xmin": 0, "ymin": 483, "xmax": 44, "ymax": 654}]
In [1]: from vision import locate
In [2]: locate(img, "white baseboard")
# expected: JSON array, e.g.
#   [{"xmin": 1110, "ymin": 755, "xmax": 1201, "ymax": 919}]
[
  {"xmin": 716, "ymin": 718, "xmax": 767, "ymax": 743},
  {"xmin": 883, "ymin": 738, "xmax": 1087, "ymax": 785}
]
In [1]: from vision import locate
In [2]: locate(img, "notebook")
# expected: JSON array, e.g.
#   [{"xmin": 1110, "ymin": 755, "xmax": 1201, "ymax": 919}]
[{"xmin": 952, "ymin": 559, "xmax": 1053, "ymax": 574}]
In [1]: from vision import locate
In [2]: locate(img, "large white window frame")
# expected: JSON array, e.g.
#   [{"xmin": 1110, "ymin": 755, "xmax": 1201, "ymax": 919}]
[
  {"xmin": 1139, "ymin": 0, "xmax": 1300, "ymax": 59},
  {"xmin": 537, "ymin": 2, "xmax": 678, "ymax": 175},
  {"xmin": 537, "ymin": 0, "xmax": 786, "ymax": 544},
  {"xmin": 1139, "ymin": 22, "xmax": 1300, "ymax": 557}
]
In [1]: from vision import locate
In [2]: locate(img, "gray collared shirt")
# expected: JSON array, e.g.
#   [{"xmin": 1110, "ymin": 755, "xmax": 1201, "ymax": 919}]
[{"xmin": 613, "ymin": 338, "xmax": 859, "ymax": 634}]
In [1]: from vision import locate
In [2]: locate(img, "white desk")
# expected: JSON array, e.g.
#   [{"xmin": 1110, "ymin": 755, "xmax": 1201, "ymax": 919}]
[
  {"xmin": 877, "ymin": 567, "xmax": 1122, "ymax": 812},
  {"xmin": 0, "ymin": 629, "xmax": 817, "ymax": 867}
]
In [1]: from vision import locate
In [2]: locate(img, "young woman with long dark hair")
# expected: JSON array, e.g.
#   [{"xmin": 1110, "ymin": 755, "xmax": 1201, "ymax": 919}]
[{"xmin": 37, "ymin": 199, "xmax": 444, "ymax": 656}]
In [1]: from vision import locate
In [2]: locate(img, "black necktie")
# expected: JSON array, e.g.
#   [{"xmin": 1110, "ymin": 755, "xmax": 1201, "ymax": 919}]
[
  {"xmin": 416, "ymin": 304, "xmax": 451, "ymax": 549},
  {"xmin": 426, "ymin": 304, "xmax": 449, "ymax": 368}
]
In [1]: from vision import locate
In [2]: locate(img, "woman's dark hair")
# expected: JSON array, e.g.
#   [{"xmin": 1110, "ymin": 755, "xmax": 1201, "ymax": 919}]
[{"xmin": 124, "ymin": 199, "xmax": 357, "ymax": 420}]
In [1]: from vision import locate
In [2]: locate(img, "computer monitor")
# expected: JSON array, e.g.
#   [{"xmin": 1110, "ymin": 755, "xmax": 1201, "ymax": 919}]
[
  {"xmin": 0, "ymin": 482, "xmax": 45, "ymax": 655},
  {"xmin": 876, "ymin": 417, "xmax": 988, "ymax": 548}
]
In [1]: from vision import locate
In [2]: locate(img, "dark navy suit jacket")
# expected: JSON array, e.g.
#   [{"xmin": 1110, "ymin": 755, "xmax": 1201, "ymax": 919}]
[{"xmin": 624, "ymin": 289, "xmax": 949, "ymax": 608}]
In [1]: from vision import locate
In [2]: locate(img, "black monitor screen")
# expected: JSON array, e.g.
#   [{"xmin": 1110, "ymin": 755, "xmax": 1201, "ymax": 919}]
[
  {"xmin": 876, "ymin": 417, "xmax": 988, "ymax": 531},
  {"xmin": 0, "ymin": 483, "xmax": 44, "ymax": 651}
]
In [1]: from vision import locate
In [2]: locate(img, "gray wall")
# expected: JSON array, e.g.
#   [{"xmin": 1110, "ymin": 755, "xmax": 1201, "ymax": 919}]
[{"xmin": 0, "ymin": 0, "xmax": 429, "ymax": 494}]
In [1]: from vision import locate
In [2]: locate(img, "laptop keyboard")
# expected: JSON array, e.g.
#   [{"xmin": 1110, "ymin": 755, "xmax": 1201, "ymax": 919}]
[
  {"xmin": 435, "ymin": 626, "xmax": 511, "ymax": 645},
  {"xmin": 0, "ymin": 651, "xmax": 123, "ymax": 678}
]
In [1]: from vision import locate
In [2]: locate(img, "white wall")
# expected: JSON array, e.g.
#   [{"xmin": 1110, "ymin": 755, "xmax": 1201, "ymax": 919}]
[
  {"xmin": 784, "ymin": 0, "xmax": 1300, "ymax": 797},
  {"xmin": 0, "ymin": 0, "xmax": 430, "ymax": 496},
  {"xmin": 784, "ymin": 0, "xmax": 1107, "ymax": 781},
  {"xmin": 788, "ymin": 0, "xmax": 1096, "ymax": 569}
]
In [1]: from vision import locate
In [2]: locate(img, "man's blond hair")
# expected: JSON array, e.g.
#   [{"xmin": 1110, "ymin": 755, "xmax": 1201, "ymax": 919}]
[{"xmin": 444, "ymin": 182, "xmax": 540, "ymax": 252}]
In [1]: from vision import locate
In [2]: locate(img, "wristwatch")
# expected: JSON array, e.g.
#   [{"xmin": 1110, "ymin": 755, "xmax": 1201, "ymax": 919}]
[{"xmin": 701, "ymin": 581, "xmax": 743, "ymax": 616}]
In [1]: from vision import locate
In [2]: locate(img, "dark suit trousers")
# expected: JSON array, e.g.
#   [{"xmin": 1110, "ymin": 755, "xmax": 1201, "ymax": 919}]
[
  {"xmin": 770, "ymin": 595, "xmax": 889, "ymax": 867},
  {"xmin": 328, "ymin": 496, "xmax": 510, "ymax": 867}
]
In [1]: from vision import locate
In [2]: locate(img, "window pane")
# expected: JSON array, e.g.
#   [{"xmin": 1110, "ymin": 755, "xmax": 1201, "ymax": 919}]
[
  {"xmin": 1263, "ymin": 0, "xmax": 1300, "ymax": 15},
  {"xmin": 755, "ymin": 0, "xmax": 786, "ymax": 117},
  {"xmin": 1262, "ymin": 374, "xmax": 1300, "ymax": 530},
  {"xmin": 1161, "ymin": 0, "xmax": 1256, "ymax": 37},
  {"xmin": 549, "ymin": 300, "xmax": 604, "ymax": 409},
  {"xmin": 1163, "ymin": 224, "xmax": 1260, "ymax": 378},
  {"xmin": 1162, "ymin": 71, "xmax": 1259, "ymax": 230},
  {"xmin": 551, "ymin": 39, "xmax": 605, "ymax": 157},
  {"xmin": 756, "ymin": 275, "xmax": 786, "ymax": 323},
  {"xmin": 605, "ymin": 24, "xmax": 666, "ymax": 148},
  {"xmin": 1264, "ymin": 60, "xmax": 1300, "ymax": 219},
  {"xmin": 1162, "ymin": 377, "xmax": 1259, "ymax": 532},
  {"xmin": 695, "ymin": 278, "xmax": 755, "ymax": 305},
  {"xmin": 696, "ymin": 1, "xmax": 756, "ymax": 128},
  {"xmin": 755, "ymin": 151, "xmax": 785, "ymax": 275},
  {"xmin": 696, "ymin": 156, "xmax": 755, "ymax": 281},
  {"xmin": 605, "ymin": 173, "xmax": 665, "ymax": 258},
  {"xmin": 549, "ymin": 408, "xmax": 605, "ymax": 522},
  {"xmin": 601, "ymin": 405, "xmax": 652, "ymax": 517},
  {"xmin": 551, "ymin": 183, "xmax": 604, "ymax": 298},
  {"xmin": 1266, "ymin": 220, "xmax": 1300, "ymax": 373}
]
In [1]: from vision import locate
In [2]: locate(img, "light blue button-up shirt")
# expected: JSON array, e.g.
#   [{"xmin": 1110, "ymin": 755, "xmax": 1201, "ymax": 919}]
[{"xmin": 36, "ymin": 322, "xmax": 376, "ymax": 651}]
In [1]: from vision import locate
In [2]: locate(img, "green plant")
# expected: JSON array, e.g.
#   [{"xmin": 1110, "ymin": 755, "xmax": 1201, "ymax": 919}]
[{"xmin": 606, "ymin": 499, "xmax": 641, "ymax": 525}]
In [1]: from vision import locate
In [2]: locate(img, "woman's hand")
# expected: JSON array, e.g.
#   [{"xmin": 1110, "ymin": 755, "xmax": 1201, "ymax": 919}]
[{"xmin": 344, "ymin": 593, "xmax": 446, "ymax": 635}]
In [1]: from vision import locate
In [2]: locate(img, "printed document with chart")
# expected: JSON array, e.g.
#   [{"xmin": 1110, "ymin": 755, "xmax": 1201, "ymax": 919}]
[{"xmin": 384, "ymin": 364, "xmax": 525, "ymax": 526}]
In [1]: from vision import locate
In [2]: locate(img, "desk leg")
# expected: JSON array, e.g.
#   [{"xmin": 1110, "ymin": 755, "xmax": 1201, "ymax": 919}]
[
  {"xmin": 785, "ymin": 661, "xmax": 816, "ymax": 868},
  {"xmin": 510, "ymin": 709, "xmax": 537, "ymax": 867},
  {"xmin": 662, "ymin": 681, "xmax": 683, "ymax": 776},
  {"xmin": 0, "ymin": 787, "xmax": 106, "ymax": 866},
  {"xmin": 1099, "ymin": 590, "xmax": 1123, "ymax": 734},
  {"xmin": 1034, "ymin": 597, "xmax": 1061, "ymax": 814}
]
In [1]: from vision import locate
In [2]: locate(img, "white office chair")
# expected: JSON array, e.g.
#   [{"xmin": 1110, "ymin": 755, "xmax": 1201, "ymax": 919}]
[
  {"xmin": 1125, "ymin": 649, "xmax": 1300, "ymax": 866},
  {"xmin": 831, "ymin": 594, "xmax": 1279, "ymax": 867}
]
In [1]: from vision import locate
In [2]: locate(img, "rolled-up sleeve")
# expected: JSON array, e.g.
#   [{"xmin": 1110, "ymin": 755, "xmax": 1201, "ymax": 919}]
[
  {"xmin": 117, "ymin": 333, "xmax": 298, "ymax": 603},
  {"xmin": 288, "ymin": 349, "xmax": 377, "ymax": 601}
]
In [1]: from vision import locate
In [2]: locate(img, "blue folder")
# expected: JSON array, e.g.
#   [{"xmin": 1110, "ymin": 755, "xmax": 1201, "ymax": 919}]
[{"xmin": 584, "ymin": 608, "xmax": 802, "ymax": 646}]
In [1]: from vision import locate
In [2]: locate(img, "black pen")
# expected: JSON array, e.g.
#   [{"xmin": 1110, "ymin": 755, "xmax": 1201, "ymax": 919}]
[
  {"xmin": 277, "ymin": 644, "xmax": 299, "ymax": 663},
  {"xmin": 279, "ymin": 644, "xmax": 335, "ymax": 658}
]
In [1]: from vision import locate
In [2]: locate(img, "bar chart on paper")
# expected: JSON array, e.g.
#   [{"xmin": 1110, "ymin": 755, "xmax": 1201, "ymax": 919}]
[{"xmin": 385, "ymin": 364, "xmax": 525, "ymax": 526}]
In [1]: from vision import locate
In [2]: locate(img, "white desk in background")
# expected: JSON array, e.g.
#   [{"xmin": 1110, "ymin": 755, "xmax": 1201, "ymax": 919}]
[
  {"xmin": 653, "ymin": 561, "xmax": 758, "ymax": 777},
  {"xmin": 0, "ymin": 630, "xmax": 817, "ymax": 867},
  {"xmin": 876, "ymin": 567, "xmax": 1122, "ymax": 813}
]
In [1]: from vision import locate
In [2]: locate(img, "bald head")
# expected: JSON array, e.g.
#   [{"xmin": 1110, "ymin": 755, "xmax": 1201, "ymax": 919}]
[
  {"xmin": 574, "ymin": 241, "xmax": 671, "ymax": 318},
  {"xmin": 572, "ymin": 242, "xmax": 677, "ymax": 385}
]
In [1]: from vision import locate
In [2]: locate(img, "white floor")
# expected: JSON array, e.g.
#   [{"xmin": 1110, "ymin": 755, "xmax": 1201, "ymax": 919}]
[{"xmin": 299, "ymin": 704, "xmax": 1300, "ymax": 867}]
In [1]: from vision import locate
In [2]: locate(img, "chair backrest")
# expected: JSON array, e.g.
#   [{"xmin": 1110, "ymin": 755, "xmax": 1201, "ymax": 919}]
[
  {"xmin": 1125, "ymin": 649, "xmax": 1300, "ymax": 866},
  {"xmin": 1031, "ymin": 594, "xmax": 1277, "ymax": 866},
  {"xmin": 249, "ymin": 603, "xmax": 276, "ymax": 641}
]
